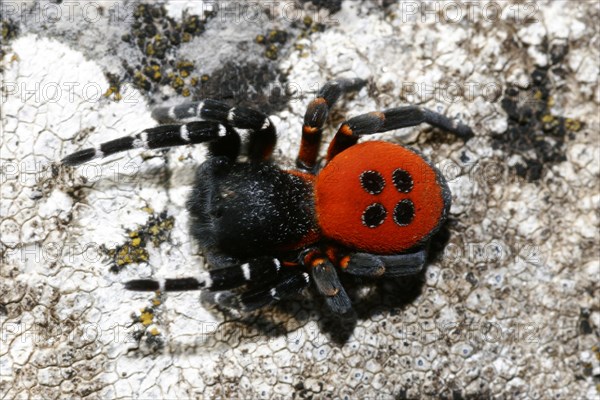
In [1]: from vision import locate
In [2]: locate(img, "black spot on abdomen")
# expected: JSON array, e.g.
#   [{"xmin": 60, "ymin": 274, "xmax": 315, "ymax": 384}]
[
  {"xmin": 362, "ymin": 203, "xmax": 387, "ymax": 228},
  {"xmin": 393, "ymin": 199, "xmax": 415, "ymax": 226},
  {"xmin": 392, "ymin": 168, "xmax": 413, "ymax": 193},
  {"xmin": 360, "ymin": 170, "xmax": 385, "ymax": 194}
]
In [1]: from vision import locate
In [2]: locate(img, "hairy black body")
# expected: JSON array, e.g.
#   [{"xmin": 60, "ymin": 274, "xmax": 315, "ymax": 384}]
[{"xmin": 188, "ymin": 158, "xmax": 318, "ymax": 258}]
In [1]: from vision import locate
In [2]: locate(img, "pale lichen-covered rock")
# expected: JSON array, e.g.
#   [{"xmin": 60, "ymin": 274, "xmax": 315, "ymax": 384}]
[{"xmin": 1, "ymin": 0, "xmax": 598, "ymax": 398}]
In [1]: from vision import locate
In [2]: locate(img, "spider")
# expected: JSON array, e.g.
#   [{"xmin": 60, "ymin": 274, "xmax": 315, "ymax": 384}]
[{"xmin": 62, "ymin": 78, "xmax": 472, "ymax": 315}]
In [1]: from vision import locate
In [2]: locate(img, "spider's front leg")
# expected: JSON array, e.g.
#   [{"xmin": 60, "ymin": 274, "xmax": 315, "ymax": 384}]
[
  {"xmin": 303, "ymin": 248, "xmax": 353, "ymax": 315},
  {"xmin": 326, "ymin": 106, "xmax": 474, "ymax": 161},
  {"xmin": 297, "ymin": 78, "xmax": 367, "ymax": 171},
  {"xmin": 340, "ymin": 249, "xmax": 427, "ymax": 278}
]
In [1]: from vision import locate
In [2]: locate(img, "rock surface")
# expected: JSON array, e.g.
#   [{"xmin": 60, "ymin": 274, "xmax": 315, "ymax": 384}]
[{"xmin": 1, "ymin": 1, "xmax": 598, "ymax": 398}]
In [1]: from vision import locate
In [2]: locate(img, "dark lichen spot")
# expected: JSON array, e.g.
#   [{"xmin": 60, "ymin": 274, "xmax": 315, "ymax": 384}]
[
  {"xmin": 465, "ymin": 272, "xmax": 478, "ymax": 286},
  {"xmin": 298, "ymin": 0, "xmax": 342, "ymax": 14},
  {"xmin": 194, "ymin": 61, "xmax": 289, "ymax": 115},
  {"xmin": 579, "ymin": 308, "xmax": 593, "ymax": 335},
  {"xmin": 492, "ymin": 64, "xmax": 583, "ymax": 182},
  {"xmin": 0, "ymin": 19, "xmax": 20, "ymax": 71},
  {"xmin": 113, "ymin": 3, "xmax": 213, "ymax": 100}
]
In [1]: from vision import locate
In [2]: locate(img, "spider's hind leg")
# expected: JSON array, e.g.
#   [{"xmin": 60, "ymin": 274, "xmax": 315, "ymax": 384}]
[
  {"xmin": 124, "ymin": 257, "xmax": 282, "ymax": 292},
  {"xmin": 202, "ymin": 272, "xmax": 311, "ymax": 312},
  {"xmin": 61, "ymin": 121, "xmax": 233, "ymax": 166},
  {"xmin": 151, "ymin": 99, "xmax": 276, "ymax": 161},
  {"xmin": 341, "ymin": 249, "xmax": 427, "ymax": 278},
  {"xmin": 303, "ymin": 248, "xmax": 353, "ymax": 315},
  {"xmin": 326, "ymin": 106, "xmax": 473, "ymax": 161}
]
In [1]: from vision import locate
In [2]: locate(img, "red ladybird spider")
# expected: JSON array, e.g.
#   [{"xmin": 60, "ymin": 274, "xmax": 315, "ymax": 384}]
[{"xmin": 62, "ymin": 78, "xmax": 472, "ymax": 315}]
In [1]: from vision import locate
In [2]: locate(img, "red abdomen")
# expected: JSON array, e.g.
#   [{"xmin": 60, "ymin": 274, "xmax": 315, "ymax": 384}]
[{"xmin": 314, "ymin": 141, "xmax": 450, "ymax": 254}]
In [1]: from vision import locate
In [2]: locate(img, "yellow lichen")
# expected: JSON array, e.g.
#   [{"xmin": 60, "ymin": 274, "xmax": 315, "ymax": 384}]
[
  {"xmin": 171, "ymin": 75, "xmax": 184, "ymax": 90},
  {"xmin": 107, "ymin": 213, "xmax": 173, "ymax": 269},
  {"xmin": 149, "ymin": 224, "xmax": 160, "ymax": 236},
  {"xmin": 265, "ymin": 44, "xmax": 278, "ymax": 60},
  {"xmin": 565, "ymin": 118, "xmax": 582, "ymax": 132},
  {"xmin": 139, "ymin": 310, "xmax": 153, "ymax": 326},
  {"xmin": 103, "ymin": 87, "xmax": 115, "ymax": 97},
  {"xmin": 145, "ymin": 43, "xmax": 155, "ymax": 56}
]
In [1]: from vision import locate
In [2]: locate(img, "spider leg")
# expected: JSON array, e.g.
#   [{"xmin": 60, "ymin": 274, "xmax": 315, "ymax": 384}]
[
  {"xmin": 62, "ymin": 121, "xmax": 235, "ymax": 166},
  {"xmin": 341, "ymin": 249, "xmax": 427, "ymax": 278},
  {"xmin": 297, "ymin": 78, "xmax": 367, "ymax": 171},
  {"xmin": 326, "ymin": 106, "xmax": 473, "ymax": 161},
  {"xmin": 202, "ymin": 272, "xmax": 310, "ymax": 312},
  {"xmin": 304, "ymin": 248, "xmax": 353, "ymax": 314},
  {"xmin": 151, "ymin": 99, "xmax": 276, "ymax": 161},
  {"xmin": 123, "ymin": 257, "xmax": 282, "ymax": 292}
]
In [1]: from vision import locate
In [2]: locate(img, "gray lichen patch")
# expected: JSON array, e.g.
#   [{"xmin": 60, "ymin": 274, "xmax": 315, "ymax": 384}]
[{"xmin": 193, "ymin": 60, "xmax": 289, "ymax": 114}]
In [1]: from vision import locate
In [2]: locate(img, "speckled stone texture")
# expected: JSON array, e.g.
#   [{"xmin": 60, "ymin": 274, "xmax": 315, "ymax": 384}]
[{"xmin": 1, "ymin": 1, "xmax": 598, "ymax": 399}]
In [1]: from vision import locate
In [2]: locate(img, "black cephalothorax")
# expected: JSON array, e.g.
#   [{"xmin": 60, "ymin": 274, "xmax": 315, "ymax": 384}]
[{"xmin": 187, "ymin": 158, "xmax": 318, "ymax": 258}]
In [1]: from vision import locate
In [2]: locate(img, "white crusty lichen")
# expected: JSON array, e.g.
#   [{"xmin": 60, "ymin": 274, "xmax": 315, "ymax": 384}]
[{"xmin": 1, "ymin": 0, "xmax": 599, "ymax": 399}]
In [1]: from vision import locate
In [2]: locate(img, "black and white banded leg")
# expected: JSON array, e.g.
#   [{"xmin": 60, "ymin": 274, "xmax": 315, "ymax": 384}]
[
  {"xmin": 342, "ymin": 250, "xmax": 427, "ymax": 278},
  {"xmin": 202, "ymin": 272, "xmax": 311, "ymax": 312},
  {"xmin": 151, "ymin": 99, "xmax": 277, "ymax": 161},
  {"xmin": 62, "ymin": 121, "xmax": 233, "ymax": 166},
  {"xmin": 326, "ymin": 106, "xmax": 474, "ymax": 161},
  {"xmin": 124, "ymin": 257, "xmax": 282, "ymax": 292}
]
